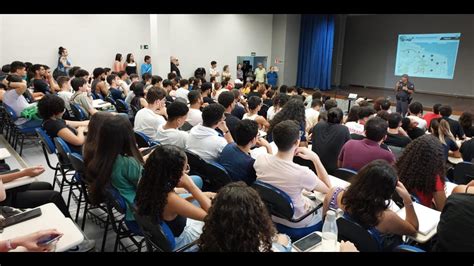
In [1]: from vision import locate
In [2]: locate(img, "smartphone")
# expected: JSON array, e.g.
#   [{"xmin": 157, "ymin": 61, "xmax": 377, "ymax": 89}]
[
  {"xmin": 141, "ymin": 144, "xmax": 160, "ymax": 156},
  {"xmin": 0, "ymin": 208, "xmax": 42, "ymax": 228},
  {"xmin": 292, "ymin": 232, "xmax": 322, "ymax": 252},
  {"xmin": 37, "ymin": 234, "xmax": 62, "ymax": 246}
]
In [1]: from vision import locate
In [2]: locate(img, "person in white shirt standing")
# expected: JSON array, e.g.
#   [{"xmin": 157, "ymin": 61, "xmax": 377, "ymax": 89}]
[
  {"xmin": 186, "ymin": 103, "xmax": 234, "ymax": 162},
  {"xmin": 305, "ymin": 99, "xmax": 322, "ymax": 131},
  {"xmin": 209, "ymin": 61, "xmax": 219, "ymax": 81},
  {"xmin": 133, "ymin": 87, "xmax": 167, "ymax": 140},
  {"xmin": 186, "ymin": 90, "xmax": 204, "ymax": 127},
  {"xmin": 254, "ymin": 63, "xmax": 266, "ymax": 83},
  {"xmin": 175, "ymin": 79, "xmax": 190, "ymax": 102},
  {"xmin": 156, "ymin": 101, "xmax": 189, "ymax": 148}
]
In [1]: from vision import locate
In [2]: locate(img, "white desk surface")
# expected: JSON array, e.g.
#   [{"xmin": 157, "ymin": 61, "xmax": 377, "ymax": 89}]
[
  {"xmin": 0, "ymin": 203, "xmax": 84, "ymax": 252},
  {"xmin": 291, "ymin": 231, "xmax": 341, "ymax": 252},
  {"xmin": 312, "ymin": 175, "xmax": 350, "ymax": 202},
  {"xmin": 4, "ymin": 176, "xmax": 37, "ymax": 190},
  {"xmin": 0, "ymin": 148, "xmax": 11, "ymax": 160},
  {"xmin": 92, "ymin": 99, "xmax": 112, "ymax": 109}
]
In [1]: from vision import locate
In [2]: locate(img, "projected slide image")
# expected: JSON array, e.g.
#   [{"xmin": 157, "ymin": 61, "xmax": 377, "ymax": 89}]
[{"xmin": 395, "ymin": 33, "xmax": 461, "ymax": 79}]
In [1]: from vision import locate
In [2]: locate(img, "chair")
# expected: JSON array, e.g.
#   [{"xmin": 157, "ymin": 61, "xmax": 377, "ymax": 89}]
[
  {"xmin": 53, "ymin": 137, "xmax": 77, "ymax": 209},
  {"xmin": 388, "ymin": 145, "xmax": 404, "ymax": 159},
  {"xmin": 336, "ymin": 214, "xmax": 382, "ymax": 252},
  {"xmin": 70, "ymin": 102, "xmax": 87, "ymax": 121},
  {"xmin": 2, "ymin": 103, "xmax": 40, "ymax": 155},
  {"xmin": 115, "ymin": 99, "xmax": 130, "ymax": 114},
  {"xmin": 130, "ymin": 104, "xmax": 140, "ymax": 117},
  {"xmin": 134, "ymin": 131, "xmax": 159, "ymax": 148},
  {"xmin": 453, "ymin": 162, "xmax": 474, "ymax": 185},
  {"xmin": 179, "ymin": 121, "xmax": 193, "ymax": 132},
  {"xmin": 393, "ymin": 244, "xmax": 425, "ymax": 252},
  {"xmin": 68, "ymin": 153, "xmax": 110, "ymax": 252},
  {"xmin": 185, "ymin": 151, "xmax": 232, "ymax": 192},
  {"xmin": 131, "ymin": 205, "xmax": 196, "ymax": 252},
  {"xmin": 105, "ymin": 96, "xmax": 117, "ymax": 107},
  {"xmin": 251, "ymin": 180, "xmax": 323, "ymax": 241},
  {"xmin": 35, "ymin": 128, "xmax": 63, "ymax": 190},
  {"xmin": 332, "ymin": 168, "xmax": 358, "ymax": 182}
]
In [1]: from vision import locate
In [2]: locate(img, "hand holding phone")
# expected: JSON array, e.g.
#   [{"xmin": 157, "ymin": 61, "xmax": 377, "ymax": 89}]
[{"xmin": 37, "ymin": 233, "xmax": 62, "ymax": 246}]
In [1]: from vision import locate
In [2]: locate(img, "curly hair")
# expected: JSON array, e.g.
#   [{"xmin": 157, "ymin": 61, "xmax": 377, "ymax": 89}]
[
  {"xmin": 396, "ymin": 134, "xmax": 445, "ymax": 195},
  {"xmin": 268, "ymin": 98, "xmax": 305, "ymax": 134},
  {"xmin": 342, "ymin": 160, "xmax": 398, "ymax": 229},
  {"xmin": 135, "ymin": 145, "xmax": 186, "ymax": 221},
  {"xmin": 198, "ymin": 182, "xmax": 276, "ymax": 252}
]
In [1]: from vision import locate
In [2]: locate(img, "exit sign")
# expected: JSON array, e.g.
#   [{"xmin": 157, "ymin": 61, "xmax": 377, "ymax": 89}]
[{"xmin": 251, "ymin": 52, "xmax": 256, "ymax": 56}]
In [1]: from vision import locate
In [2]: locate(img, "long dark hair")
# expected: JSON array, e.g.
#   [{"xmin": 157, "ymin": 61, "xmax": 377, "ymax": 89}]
[
  {"xmin": 115, "ymin": 53, "xmax": 123, "ymax": 62},
  {"xmin": 135, "ymin": 145, "xmax": 186, "ymax": 220},
  {"xmin": 268, "ymin": 98, "xmax": 305, "ymax": 134},
  {"xmin": 346, "ymin": 105, "xmax": 360, "ymax": 123},
  {"xmin": 58, "ymin": 46, "xmax": 66, "ymax": 56},
  {"xmin": 396, "ymin": 134, "xmax": 445, "ymax": 195},
  {"xmin": 198, "ymin": 182, "xmax": 276, "ymax": 252},
  {"xmin": 85, "ymin": 115, "xmax": 143, "ymax": 205},
  {"xmin": 126, "ymin": 53, "xmax": 134, "ymax": 64},
  {"xmin": 83, "ymin": 112, "xmax": 115, "ymax": 166},
  {"xmin": 342, "ymin": 160, "xmax": 398, "ymax": 229}
]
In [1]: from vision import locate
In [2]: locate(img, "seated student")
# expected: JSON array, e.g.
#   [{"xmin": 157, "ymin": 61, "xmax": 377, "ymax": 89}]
[
  {"xmin": 31, "ymin": 64, "xmax": 59, "ymax": 94},
  {"xmin": 322, "ymin": 160, "xmax": 419, "ymax": 251},
  {"xmin": 186, "ymin": 103, "xmax": 234, "ymax": 162},
  {"xmin": 70, "ymin": 77, "xmax": 97, "ymax": 119},
  {"xmin": 82, "ymin": 112, "xmax": 115, "ymax": 163},
  {"xmin": 200, "ymin": 82, "xmax": 215, "ymax": 105},
  {"xmin": 267, "ymin": 99, "xmax": 307, "ymax": 146},
  {"xmin": 304, "ymin": 90, "xmax": 322, "ymax": 109},
  {"xmin": 218, "ymin": 120, "xmax": 272, "ymax": 185},
  {"xmin": 85, "ymin": 115, "xmax": 144, "ymax": 227},
  {"xmin": 0, "ymin": 165, "xmax": 70, "ymax": 217},
  {"xmin": 186, "ymin": 90, "xmax": 203, "ymax": 127},
  {"xmin": 407, "ymin": 102, "xmax": 427, "ymax": 131},
  {"xmin": 106, "ymin": 74, "xmax": 124, "ymax": 101},
  {"xmin": 323, "ymin": 99, "xmax": 337, "ymax": 112},
  {"xmin": 423, "ymin": 103, "xmax": 442, "ymax": 129},
  {"xmin": 175, "ymin": 79, "xmax": 189, "ymax": 102},
  {"xmin": 231, "ymin": 89, "xmax": 246, "ymax": 120},
  {"xmin": 343, "ymin": 105, "xmax": 359, "ymax": 124},
  {"xmin": 305, "ymin": 99, "xmax": 322, "ymax": 132},
  {"xmin": 385, "ymin": 112, "xmax": 411, "ymax": 148},
  {"xmin": 344, "ymin": 106, "xmax": 375, "ymax": 136},
  {"xmin": 117, "ymin": 71, "xmax": 130, "ymax": 96},
  {"xmin": 254, "ymin": 120, "xmax": 331, "ymax": 230},
  {"xmin": 459, "ymin": 111, "xmax": 474, "ymax": 138},
  {"xmin": 401, "ymin": 117, "xmax": 425, "ymax": 140},
  {"xmin": 133, "ymin": 87, "xmax": 167, "ymax": 140},
  {"xmin": 56, "ymin": 76, "xmax": 73, "ymax": 115},
  {"xmin": 267, "ymin": 93, "xmax": 289, "ymax": 121},
  {"xmin": 217, "ymin": 91, "xmax": 241, "ymax": 139},
  {"xmin": 460, "ymin": 137, "xmax": 474, "ymax": 162},
  {"xmin": 439, "ymin": 105, "xmax": 465, "ymax": 140},
  {"xmin": 135, "ymin": 145, "xmax": 213, "ymax": 250},
  {"xmin": 312, "ymin": 108, "xmax": 351, "ymax": 174},
  {"xmin": 124, "ymin": 74, "xmax": 140, "ymax": 104},
  {"xmin": 90, "ymin": 67, "xmax": 108, "ymax": 99},
  {"xmin": 373, "ymin": 97, "xmax": 390, "ymax": 112},
  {"xmin": 433, "ymin": 180, "xmax": 474, "ymax": 251},
  {"xmin": 37, "ymin": 94, "xmax": 89, "ymax": 153},
  {"xmin": 397, "ymin": 135, "xmax": 446, "ymax": 211},
  {"xmin": 338, "ymin": 117, "xmax": 396, "ymax": 171},
  {"xmin": 130, "ymin": 82, "xmax": 148, "ymax": 111},
  {"xmin": 161, "ymin": 79, "xmax": 175, "ymax": 104},
  {"xmin": 430, "ymin": 118, "xmax": 461, "ymax": 160},
  {"xmin": 155, "ymin": 101, "xmax": 189, "ymax": 148},
  {"xmin": 198, "ymin": 182, "xmax": 293, "ymax": 252},
  {"xmin": 242, "ymin": 96, "xmax": 270, "ymax": 130}
]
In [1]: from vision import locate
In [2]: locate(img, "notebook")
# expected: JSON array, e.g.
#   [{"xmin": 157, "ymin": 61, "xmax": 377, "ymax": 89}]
[
  {"xmin": 396, "ymin": 202, "xmax": 440, "ymax": 235},
  {"xmin": 0, "ymin": 148, "xmax": 11, "ymax": 160},
  {"xmin": 444, "ymin": 181, "xmax": 457, "ymax": 198}
]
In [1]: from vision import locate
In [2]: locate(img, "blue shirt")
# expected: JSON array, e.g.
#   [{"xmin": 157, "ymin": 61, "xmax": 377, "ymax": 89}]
[
  {"xmin": 217, "ymin": 143, "xmax": 256, "ymax": 185},
  {"xmin": 109, "ymin": 87, "xmax": 124, "ymax": 100},
  {"xmin": 442, "ymin": 138, "xmax": 459, "ymax": 161},
  {"xmin": 267, "ymin": 71, "xmax": 278, "ymax": 87},
  {"xmin": 141, "ymin": 63, "xmax": 152, "ymax": 75}
]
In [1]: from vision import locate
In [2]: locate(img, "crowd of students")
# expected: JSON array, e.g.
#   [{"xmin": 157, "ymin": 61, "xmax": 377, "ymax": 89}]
[{"xmin": 1, "ymin": 56, "xmax": 474, "ymax": 252}]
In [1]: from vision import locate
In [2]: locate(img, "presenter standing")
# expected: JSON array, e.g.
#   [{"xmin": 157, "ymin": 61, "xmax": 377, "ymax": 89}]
[{"xmin": 395, "ymin": 74, "xmax": 415, "ymax": 116}]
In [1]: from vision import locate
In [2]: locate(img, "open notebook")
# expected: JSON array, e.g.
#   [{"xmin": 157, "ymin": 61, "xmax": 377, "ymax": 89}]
[{"xmin": 396, "ymin": 202, "xmax": 441, "ymax": 235}]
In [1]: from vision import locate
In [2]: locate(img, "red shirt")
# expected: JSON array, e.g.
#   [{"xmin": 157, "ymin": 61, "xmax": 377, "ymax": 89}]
[
  {"xmin": 423, "ymin": 112, "xmax": 441, "ymax": 129},
  {"xmin": 414, "ymin": 175, "xmax": 445, "ymax": 208}
]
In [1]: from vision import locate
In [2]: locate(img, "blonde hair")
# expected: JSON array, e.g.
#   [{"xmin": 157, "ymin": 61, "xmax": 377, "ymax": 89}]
[{"xmin": 431, "ymin": 119, "xmax": 455, "ymax": 145}]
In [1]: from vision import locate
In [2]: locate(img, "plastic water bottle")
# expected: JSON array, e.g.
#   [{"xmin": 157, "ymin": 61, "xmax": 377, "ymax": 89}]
[{"xmin": 321, "ymin": 210, "xmax": 338, "ymax": 251}]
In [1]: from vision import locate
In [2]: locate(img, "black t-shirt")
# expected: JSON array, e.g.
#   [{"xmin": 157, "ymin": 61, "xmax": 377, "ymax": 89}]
[
  {"xmin": 231, "ymin": 105, "xmax": 246, "ymax": 120},
  {"xmin": 224, "ymin": 113, "xmax": 240, "ymax": 140},
  {"xmin": 171, "ymin": 63, "xmax": 181, "ymax": 78},
  {"xmin": 460, "ymin": 139, "xmax": 474, "ymax": 162},
  {"xmin": 407, "ymin": 127, "xmax": 425, "ymax": 140},
  {"xmin": 42, "ymin": 119, "xmax": 82, "ymax": 153},
  {"xmin": 384, "ymin": 133, "xmax": 411, "ymax": 148},
  {"xmin": 203, "ymin": 96, "xmax": 215, "ymax": 105},
  {"xmin": 464, "ymin": 126, "xmax": 474, "ymax": 138},
  {"xmin": 33, "ymin": 79, "xmax": 50, "ymax": 94},
  {"xmin": 311, "ymin": 121, "xmax": 351, "ymax": 174},
  {"xmin": 442, "ymin": 117, "xmax": 465, "ymax": 140},
  {"xmin": 434, "ymin": 193, "xmax": 474, "ymax": 252}
]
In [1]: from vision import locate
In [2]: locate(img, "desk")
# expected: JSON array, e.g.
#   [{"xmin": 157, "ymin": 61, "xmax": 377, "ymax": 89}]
[
  {"xmin": 291, "ymin": 231, "xmax": 341, "ymax": 252},
  {"xmin": 4, "ymin": 176, "xmax": 37, "ymax": 190},
  {"xmin": 92, "ymin": 99, "xmax": 112, "ymax": 109},
  {"xmin": 312, "ymin": 175, "xmax": 350, "ymax": 202},
  {"xmin": 397, "ymin": 203, "xmax": 440, "ymax": 244},
  {"xmin": 0, "ymin": 203, "xmax": 84, "ymax": 252},
  {"xmin": 0, "ymin": 148, "xmax": 11, "ymax": 160}
]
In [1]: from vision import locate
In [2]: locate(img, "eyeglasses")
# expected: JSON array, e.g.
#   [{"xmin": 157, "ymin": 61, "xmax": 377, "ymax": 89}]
[{"xmin": 184, "ymin": 164, "xmax": 190, "ymax": 174}]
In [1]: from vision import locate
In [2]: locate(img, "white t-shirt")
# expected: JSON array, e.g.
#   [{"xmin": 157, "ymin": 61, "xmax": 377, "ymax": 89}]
[
  {"xmin": 267, "ymin": 106, "xmax": 277, "ymax": 121},
  {"xmin": 155, "ymin": 125, "xmax": 189, "ymax": 148},
  {"xmin": 345, "ymin": 121, "xmax": 365, "ymax": 136},
  {"xmin": 186, "ymin": 124, "xmax": 228, "ymax": 162},
  {"xmin": 407, "ymin": 115, "xmax": 427, "ymax": 130},
  {"xmin": 3, "ymin": 89, "xmax": 29, "ymax": 117},
  {"xmin": 305, "ymin": 108, "xmax": 320, "ymax": 130},
  {"xmin": 254, "ymin": 153, "xmax": 321, "ymax": 228},
  {"xmin": 175, "ymin": 87, "xmax": 189, "ymax": 102},
  {"xmin": 186, "ymin": 108, "xmax": 203, "ymax": 127},
  {"xmin": 133, "ymin": 108, "xmax": 166, "ymax": 140},
  {"xmin": 209, "ymin": 67, "xmax": 219, "ymax": 79},
  {"xmin": 243, "ymin": 113, "xmax": 258, "ymax": 120}
]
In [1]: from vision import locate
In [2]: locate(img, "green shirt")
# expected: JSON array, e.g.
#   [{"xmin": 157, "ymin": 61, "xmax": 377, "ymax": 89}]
[
  {"xmin": 254, "ymin": 68, "xmax": 266, "ymax": 83},
  {"xmin": 111, "ymin": 155, "xmax": 143, "ymax": 221}
]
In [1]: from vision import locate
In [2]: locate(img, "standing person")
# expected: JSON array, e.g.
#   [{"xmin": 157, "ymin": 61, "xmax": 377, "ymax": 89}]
[
  {"xmin": 113, "ymin": 53, "xmax": 125, "ymax": 73},
  {"xmin": 124, "ymin": 53, "xmax": 137, "ymax": 75},
  {"xmin": 221, "ymin": 65, "xmax": 231, "ymax": 82},
  {"xmin": 170, "ymin": 56, "xmax": 181, "ymax": 79},
  {"xmin": 266, "ymin": 66, "xmax": 278, "ymax": 87},
  {"xmin": 254, "ymin": 63, "xmax": 266, "ymax": 84},
  {"xmin": 141, "ymin": 55, "xmax": 152, "ymax": 75},
  {"xmin": 209, "ymin": 61, "xmax": 219, "ymax": 81},
  {"xmin": 394, "ymin": 74, "xmax": 415, "ymax": 117},
  {"xmin": 236, "ymin": 63, "xmax": 244, "ymax": 81},
  {"xmin": 56, "ymin": 47, "xmax": 71, "ymax": 78}
]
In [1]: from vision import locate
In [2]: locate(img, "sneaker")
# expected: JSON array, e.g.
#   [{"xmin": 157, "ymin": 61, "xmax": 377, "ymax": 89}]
[{"xmin": 68, "ymin": 239, "xmax": 96, "ymax": 252}]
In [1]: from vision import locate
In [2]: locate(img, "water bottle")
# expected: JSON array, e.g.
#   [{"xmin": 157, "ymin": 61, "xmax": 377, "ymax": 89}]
[{"xmin": 321, "ymin": 210, "xmax": 338, "ymax": 251}]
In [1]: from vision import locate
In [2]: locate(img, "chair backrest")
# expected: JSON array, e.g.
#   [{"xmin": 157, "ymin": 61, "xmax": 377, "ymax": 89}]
[
  {"xmin": 333, "ymin": 168, "xmax": 358, "ymax": 182},
  {"xmin": 70, "ymin": 102, "xmax": 87, "ymax": 121},
  {"xmin": 2, "ymin": 103, "xmax": 18, "ymax": 121},
  {"xmin": 68, "ymin": 152, "xmax": 85, "ymax": 174},
  {"xmin": 53, "ymin": 137, "xmax": 72, "ymax": 166},
  {"xmin": 337, "ymin": 215, "xmax": 382, "ymax": 252},
  {"xmin": 130, "ymin": 104, "xmax": 140, "ymax": 117},
  {"xmin": 393, "ymin": 244, "xmax": 425, "ymax": 252},
  {"xmin": 105, "ymin": 96, "xmax": 117, "ymax": 106},
  {"xmin": 179, "ymin": 121, "xmax": 193, "ymax": 132},
  {"xmin": 453, "ymin": 162, "xmax": 474, "ymax": 185},
  {"xmin": 134, "ymin": 131, "xmax": 154, "ymax": 148},
  {"xmin": 131, "ymin": 205, "xmax": 175, "ymax": 252},
  {"xmin": 116, "ymin": 99, "xmax": 130, "ymax": 114},
  {"xmin": 388, "ymin": 145, "xmax": 404, "ymax": 159},
  {"xmin": 185, "ymin": 151, "xmax": 232, "ymax": 192},
  {"xmin": 251, "ymin": 180, "xmax": 295, "ymax": 221},
  {"xmin": 35, "ymin": 128, "xmax": 56, "ymax": 154}
]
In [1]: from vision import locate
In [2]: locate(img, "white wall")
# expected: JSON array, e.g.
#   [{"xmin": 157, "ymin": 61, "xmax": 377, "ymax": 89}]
[
  {"xmin": 0, "ymin": 15, "xmax": 150, "ymax": 73},
  {"xmin": 283, "ymin": 14, "xmax": 301, "ymax": 86}
]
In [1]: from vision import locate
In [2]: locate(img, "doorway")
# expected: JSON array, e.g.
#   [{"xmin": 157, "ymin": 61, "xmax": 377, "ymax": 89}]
[{"xmin": 237, "ymin": 55, "xmax": 268, "ymax": 83}]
